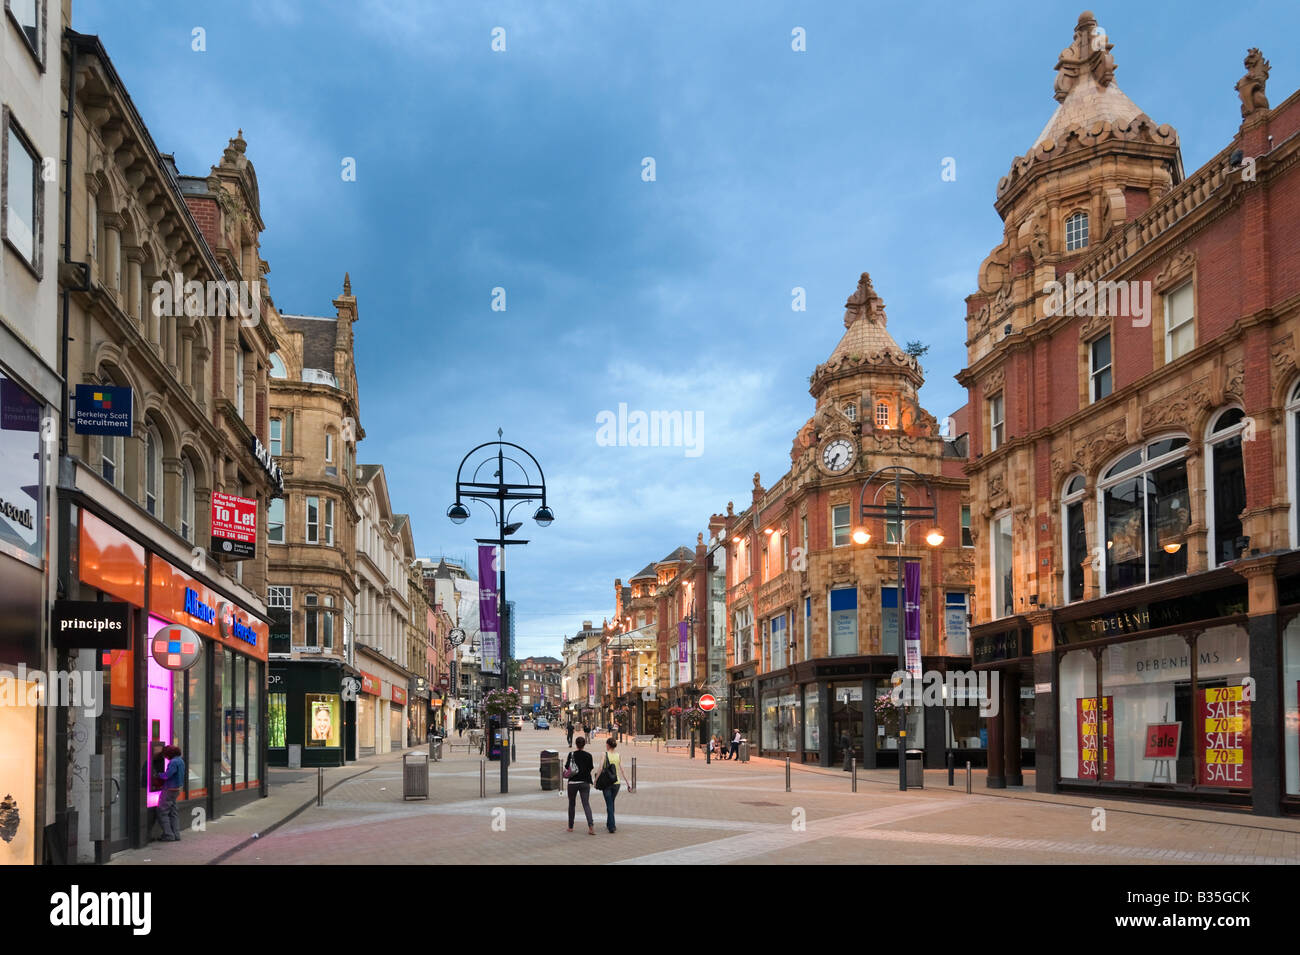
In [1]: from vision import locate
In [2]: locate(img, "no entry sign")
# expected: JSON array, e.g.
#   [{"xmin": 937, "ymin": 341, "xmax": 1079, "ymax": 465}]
[{"xmin": 698, "ymin": 694, "xmax": 717, "ymax": 711}]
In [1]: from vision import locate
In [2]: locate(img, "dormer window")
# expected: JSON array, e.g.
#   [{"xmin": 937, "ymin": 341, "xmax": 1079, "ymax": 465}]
[{"xmin": 1065, "ymin": 212, "xmax": 1089, "ymax": 251}]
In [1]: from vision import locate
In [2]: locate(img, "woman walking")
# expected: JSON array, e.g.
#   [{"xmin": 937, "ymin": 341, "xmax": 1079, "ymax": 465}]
[
  {"xmin": 597, "ymin": 738, "xmax": 629, "ymax": 832},
  {"xmin": 729, "ymin": 728, "xmax": 741, "ymax": 761},
  {"xmin": 564, "ymin": 736, "xmax": 595, "ymax": 835}
]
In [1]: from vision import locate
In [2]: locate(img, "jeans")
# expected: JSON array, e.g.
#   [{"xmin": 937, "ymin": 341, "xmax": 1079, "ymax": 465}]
[
  {"xmin": 602, "ymin": 783, "xmax": 620, "ymax": 831},
  {"xmin": 729, "ymin": 742, "xmax": 739, "ymax": 760},
  {"xmin": 159, "ymin": 788, "xmax": 181, "ymax": 840},
  {"xmin": 567, "ymin": 782, "xmax": 593, "ymax": 829}
]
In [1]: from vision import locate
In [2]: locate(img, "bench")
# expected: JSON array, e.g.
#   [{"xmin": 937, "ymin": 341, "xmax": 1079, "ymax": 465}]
[
  {"xmin": 632, "ymin": 735, "xmax": 654, "ymax": 746},
  {"xmin": 663, "ymin": 739, "xmax": 692, "ymax": 753}
]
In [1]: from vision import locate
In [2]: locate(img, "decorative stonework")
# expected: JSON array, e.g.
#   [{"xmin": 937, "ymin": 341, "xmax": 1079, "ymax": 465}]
[
  {"xmin": 1224, "ymin": 359, "xmax": 1245, "ymax": 401},
  {"xmin": 997, "ymin": 116, "xmax": 1177, "ymax": 202},
  {"xmin": 988, "ymin": 473, "xmax": 1010, "ymax": 513},
  {"xmin": 1078, "ymin": 309, "xmax": 1110, "ymax": 342},
  {"xmin": 1154, "ymin": 248, "xmax": 1196, "ymax": 291},
  {"xmin": 1052, "ymin": 11, "xmax": 1116, "ymax": 103},
  {"xmin": 984, "ymin": 366, "xmax": 1006, "ymax": 394},
  {"xmin": 843, "ymin": 272, "xmax": 887, "ymax": 327},
  {"xmin": 1080, "ymin": 420, "xmax": 1128, "ymax": 472},
  {"xmin": 1272, "ymin": 334, "xmax": 1296, "ymax": 390},
  {"xmin": 1236, "ymin": 48, "xmax": 1270, "ymax": 118},
  {"xmin": 1140, "ymin": 379, "xmax": 1212, "ymax": 434}
]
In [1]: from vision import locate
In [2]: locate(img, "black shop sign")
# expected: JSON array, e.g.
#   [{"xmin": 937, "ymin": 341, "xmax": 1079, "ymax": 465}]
[{"xmin": 52, "ymin": 600, "xmax": 130, "ymax": 649}]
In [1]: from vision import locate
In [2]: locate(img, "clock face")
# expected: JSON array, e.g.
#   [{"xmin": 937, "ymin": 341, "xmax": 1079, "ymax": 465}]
[{"xmin": 821, "ymin": 438, "xmax": 856, "ymax": 473}]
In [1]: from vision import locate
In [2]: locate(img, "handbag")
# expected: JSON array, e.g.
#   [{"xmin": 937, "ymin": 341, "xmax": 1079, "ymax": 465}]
[
  {"xmin": 562, "ymin": 751, "xmax": 576, "ymax": 780},
  {"xmin": 594, "ymin": 756, "xmax": 617, "ymax": 791}
]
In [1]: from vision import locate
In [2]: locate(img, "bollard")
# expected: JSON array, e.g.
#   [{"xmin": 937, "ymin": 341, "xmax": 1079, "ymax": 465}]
[
  {"xmin": 317, "ymin": 766, "xmax": 323, "ymax": 807},
  {"xmin": 631, "ymin": 757, "xmax": 637, "ymax": 793},
  {"xmin": 965, "ymin": 760, "xmax": 971, "ymax": 794},
  {"xmin": 785, "ymin": 757, "xmax": 791, "ymax": 793},
  {"xmin": 947, "ymin": 750, "xmax": 955, "ymax": 787},
  {"xmin": 852, "ymin": 757, "xmax": 857, "ymax": 793},
  {"xmin": 480, "ymin": 759, "xmax": 486, "ymax": 798}
]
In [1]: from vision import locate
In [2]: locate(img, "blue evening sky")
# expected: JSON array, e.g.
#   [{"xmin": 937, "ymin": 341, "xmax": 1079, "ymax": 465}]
[{"xmin": 73, "ymin": 1, "xmax": 1298, "ymax": 659}]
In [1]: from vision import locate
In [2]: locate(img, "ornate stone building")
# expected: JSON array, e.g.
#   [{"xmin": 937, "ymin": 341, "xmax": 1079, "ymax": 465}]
[
  {"xmin": 959, "ymin": 14, "xmax": 1300, "ymax": 814},
  {"xmin": 718, "ymin": 272, "xmax": 972, "ymax": 766},
  {"xmin": 265, "ymin": 279, "xmax": 363, "ymax": 766},
  {"xmin": 57, "ymin": 33, "xmax": 280, "ymax": 859}
]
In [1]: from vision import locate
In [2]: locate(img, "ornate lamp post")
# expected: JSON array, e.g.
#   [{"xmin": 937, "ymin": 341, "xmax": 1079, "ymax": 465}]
[
  {"xmin": 447, "ymin": 430, "xmax": 553, "ymax": 793},
  {"xmin": 851, "ymin": 465, "xmax": 944, "ymax": 792}
]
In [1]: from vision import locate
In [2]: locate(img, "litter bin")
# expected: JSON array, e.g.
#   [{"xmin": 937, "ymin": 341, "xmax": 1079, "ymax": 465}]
[
  {"xmin": 905, "ymin": 749, "xmax": 924, "ymax": 789},
  {"xmin": 539, "ymin": 749, "xmax": 561, "ymax": 791},
  {"xmin": 739, "ymin": 739, "xmax": 750, "ymax": 763},
  {"xmin": 403, "ymin": 751, "xmax": 429, "ymax": 800}
]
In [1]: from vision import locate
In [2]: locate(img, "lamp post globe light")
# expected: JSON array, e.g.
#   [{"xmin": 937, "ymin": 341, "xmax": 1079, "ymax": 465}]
[
  {"xmin": 448, "ymin": 429, "xmax": 552, "ymax": 794},
  {"xmin": 852, "ymin": 465, "xmax": 944, "ymax": 793}
]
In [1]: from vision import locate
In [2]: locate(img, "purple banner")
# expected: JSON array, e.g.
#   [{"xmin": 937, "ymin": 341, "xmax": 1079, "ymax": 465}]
[
  {"xmin": 587, "ymin": 672, "xmax": 595, "ymax": 705},
  {"xmin": 904, "ymin": 560, "xmax": 922, "ymax": 679},
  {"xmin": 678, "ymin": 621, "xmax": 689, "ymax": 683},
  {"xmin": 478, "ymin": 545, "xmax": 500, "ymax": 673}
]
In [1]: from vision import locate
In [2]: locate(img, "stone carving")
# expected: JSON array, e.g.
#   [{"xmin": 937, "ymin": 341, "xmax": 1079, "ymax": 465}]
[
  {"xmin": 1223, "ymin": 359, "xmax": 1245, "ymax": 401},
  {"xmin": 1080, "ymin": 420, "xmax": 1128, "ymax": 472},
  {"xmin": 1053, "ymin": 11, "xmax": 1116, "ymax": 103},
  {"xmin": 1154, "ymin": 248, "xmax": 1196, "ymax": 290},
  {"xmin": 1272, "ymin": 334, "xmax": 1297, "ymax": 388},
  {"xmin": 844, "ymin": 272, "xmax": 887, "ymax": 328},
  {"xmin": 1079, "ymin": 308, "xmax": 1111, "ymax": 342},
  {"xmin": 988, "ymin": 472, "xmax": 1011, "ymax": 512},
  {"xmin": 984, "ymin": 366, "xmax": 1005, "ymax": 394},
  {"xmin": 1236, "ymin": 49, "xmax": 1270, "ymax": 118},
  {"xmin": 1140, "ymin": 380, "xmax": 1212, "ymax": 433},
  {"xmin": 1028, "ymin": 213, "xmax": 1050, "ymax": 264}
]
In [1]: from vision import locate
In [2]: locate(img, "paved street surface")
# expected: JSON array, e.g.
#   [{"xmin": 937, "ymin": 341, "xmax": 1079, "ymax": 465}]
[{"xmin": 110, "ymin": 728, "xmax": 1300, "ymax": 865}]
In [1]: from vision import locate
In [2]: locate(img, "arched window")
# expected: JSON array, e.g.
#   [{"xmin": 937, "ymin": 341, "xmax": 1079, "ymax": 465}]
[
  {"xmin": 1206, "ymin": 408, "xmax": 1247, "ymax": 567},
  {"xmin": 1289, "ymin": 382, "xmax": 1300, "ymax": 547},
  {"xmin": 180, "ymin": 457, "xmax": 194, "ymax": 541},
  {"xmin": 269, "ymin": 352, "xmax": 287, "ymax": 379},
  {"xmin": 1062, "ymin": 474, "xmax": 1087, "ymax": 604},
  {"xmin": 1065, "ymin": 211, "xmax": 1089, "ymax": 251},
  {"xmin": 145, "ymin": 425, "xmax": 162, "ymax": 517},
  {"xmin": 1098, "ymin": 436, "xmax": 1190, "ymax": 594}
]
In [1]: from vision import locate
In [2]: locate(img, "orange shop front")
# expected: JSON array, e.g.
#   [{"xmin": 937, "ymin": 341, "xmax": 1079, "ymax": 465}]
[{"xmin": 78, "ymin": 509, "xmax": 269, "ymax": 855}]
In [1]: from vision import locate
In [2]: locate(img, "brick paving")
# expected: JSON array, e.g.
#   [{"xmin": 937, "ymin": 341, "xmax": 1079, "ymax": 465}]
[{"xmin": 108, "ymin": 729, "xmax": 1300, "ymax": 865}]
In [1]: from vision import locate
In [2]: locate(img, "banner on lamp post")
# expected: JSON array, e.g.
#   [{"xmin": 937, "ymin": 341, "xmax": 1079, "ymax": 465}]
[
  {"xmin": 678, "ymin": 621, "xmax": 689, "ymax": 684},
  {"xmin": 904, "ymin": 560, "xmax": 922, "ymax": 679},
  {"xmin": 478, "ymin": 545, "xmax": 500, "ymax": 673}
]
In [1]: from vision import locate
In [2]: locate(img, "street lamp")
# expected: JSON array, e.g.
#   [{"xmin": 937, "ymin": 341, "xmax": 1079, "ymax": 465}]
[
  {"xmin": 853, "ymin": 465, "xmax": 944, "ymax": 792},
  {"xmin": 448, "ymin": 429, "xmax": 552, "ymax": 794}
]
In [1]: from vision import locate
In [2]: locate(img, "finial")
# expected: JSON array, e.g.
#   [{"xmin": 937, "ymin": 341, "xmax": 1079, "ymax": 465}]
[
  {"xmin": 843, "ymin": 271, "xmax": 887, "ymax": 328},
  {"xmin": 343, "ymin": 271, "xmax": 351, "ymax": 296},
  {"xmin": 498, "ymin": 427, "xmax": 503, "ymax": 439},
  {"xmin": 697, "ymin": 532, "xmax": 704, "ymax": 545},
  {"xmin": 1052, "ymin": 10, "xmax": 1115, "ymax": 103},
  {"xmin": 1236, "ymin": 48, "xmax": 1271, "ymax": 118}
]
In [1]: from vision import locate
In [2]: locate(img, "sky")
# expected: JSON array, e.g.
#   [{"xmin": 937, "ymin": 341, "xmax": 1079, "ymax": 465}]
[{"xmin": 73, "ymin": 0, "xmax": 1300, "ymax": 660}]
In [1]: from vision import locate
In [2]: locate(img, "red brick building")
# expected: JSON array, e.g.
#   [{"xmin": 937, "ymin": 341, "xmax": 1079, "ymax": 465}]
[{"xmin": 960, "ymin": 14, "xmax": 1300, "ymax": 814}]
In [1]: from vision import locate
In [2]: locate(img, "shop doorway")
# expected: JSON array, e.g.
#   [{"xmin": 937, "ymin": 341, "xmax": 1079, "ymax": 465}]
[
  {"xmin": 831, "ymin": 685, "xmax": 863, "ymax": 763},
  {"xmin": 107, "ymin": 709, "xmax": 134, "ymax": 854}
]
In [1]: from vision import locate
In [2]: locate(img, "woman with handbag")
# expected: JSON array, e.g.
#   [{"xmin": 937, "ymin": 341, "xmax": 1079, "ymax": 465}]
[
  {"xmin": 563, "ymin": 736, "xmax": 595, "ymax": 835},
  {"xmin": 595, "ymin": 738, "xmax": 629, "ymax": 833}
]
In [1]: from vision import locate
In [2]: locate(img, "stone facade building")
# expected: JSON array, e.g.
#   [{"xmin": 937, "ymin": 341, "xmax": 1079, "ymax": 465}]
[
  {"xmin": 265, "ymin": 279, "xmax": 362, "ymax": 766},
  {"xmin": 56, "ymin": 33, "xmax": 280, "ymax": 859},
  {"xmin": 960, "ymin": 14, "xmax": 1300, "ymax": 814}
]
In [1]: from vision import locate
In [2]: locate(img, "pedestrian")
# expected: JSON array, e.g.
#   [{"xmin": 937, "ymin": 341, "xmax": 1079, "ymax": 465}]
[
  {"xmin": 564, "ymin": 736, "xmax": 595, "ymax": 835},
  {"xmin": 458, "ymin": 719, "xmax": 465, "ymax": 739},
  {"xmin": 565, "ymin": 721, "xmax": 574, "ymax": 747},
  {"xmin": 708, "ymin": 735, "xmax": 719, "ymax": 761},
  {"xmin": 158, "ymin": 745, "xmax": 185, "ymax": 842},
  {"xmin": 595, "ymin": 737, "xmax": 629, "ymax": 833},
  {"xmin": 729, "ymin": 728, "xmax": 741, "ymax": 761}
]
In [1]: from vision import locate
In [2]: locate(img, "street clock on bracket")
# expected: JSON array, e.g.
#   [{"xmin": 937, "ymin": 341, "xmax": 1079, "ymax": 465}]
[{"xmin": 819, "ymin": 436, "xmax": 857, "ymax": 474}]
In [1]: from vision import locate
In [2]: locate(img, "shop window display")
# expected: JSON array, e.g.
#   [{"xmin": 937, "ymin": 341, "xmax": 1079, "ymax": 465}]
[{"xmin": 804, "ymin": 685, "xmax": 820, "ymax": 751}]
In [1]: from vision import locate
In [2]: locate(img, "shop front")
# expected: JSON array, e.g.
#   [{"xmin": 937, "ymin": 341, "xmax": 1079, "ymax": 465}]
[
  {"xmin": 391, "ymin": 684, "xmax": 407, "ymax": 749},
  {"xmin": 727, "ymin": 665, "xmax": 757, "ymax": 749},
  {"xmin": 0, "ymin": 361, "xmax": 50, "ymax": 865},
  {"xmin": 74, "ymin": 508, "xmax": 269, "ymax": 856},
  {"xmin": 267, "ymin": 657, "xmax": 349, "ymax": 768},
  {"xmin": 356, "ymin": 646, "xmax": 409, "ymax": 755},
  {"xmin": 356, "ymin": 668, "xmax": 380, "ymax": 756},
  {"xmin": 970, "ymin": 618, "xmax": 1034, "ymax": 785},
  {"xmin": 1050, "ymin": 577, "xmax": 1253, "ymax": 808}
]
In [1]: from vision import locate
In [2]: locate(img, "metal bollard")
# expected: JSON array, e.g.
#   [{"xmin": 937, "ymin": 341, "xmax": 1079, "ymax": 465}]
[
  {"xmin": 852, "ymin": 757, "xmax": 857, "ymax": 793},
  {"xmin": 947, "ymin": 750, "xmax": 955, "ymax": 787},
  {"xmin": 785, "ymin": 757, "xmax": 791, "ymax": 793},
  {"xmin": 480, "ymin": 759, "xmax": 486, "ymax": 798},
  {"xmin": 631, "ymin": 757, "xmax": 637, "ymax": 793},
  {"xmin": 317, "ymin": 766, "xmax": 323, "ymax": 807},
  {"xmin": 965, "ymin": 760, "xmax": 971, "ymax": 794}
]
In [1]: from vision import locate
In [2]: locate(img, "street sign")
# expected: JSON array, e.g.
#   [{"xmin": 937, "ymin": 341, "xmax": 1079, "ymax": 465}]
[{"xmin": 698, "ymin": 694, "xmax": 717, "ymax": 711}]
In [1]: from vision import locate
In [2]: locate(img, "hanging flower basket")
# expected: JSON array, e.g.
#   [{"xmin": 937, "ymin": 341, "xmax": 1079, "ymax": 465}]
[
  {"xmin": 612, "ymin": 706, "xmax": 630, "ymax": 718},
  {"xmin": 681, "ymin": 706, "xmax": 707, "ymax": 726},
  {"xmin": 666, "ymin": 706, "xmax": 684, "ymax": 717},
  {"xmin": 483, "ymin": 687, "xmax": 521, "ymax": 717}
]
